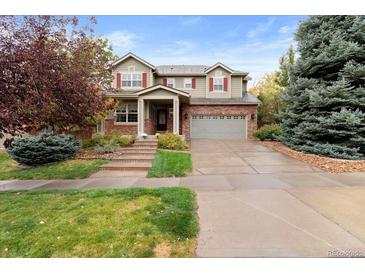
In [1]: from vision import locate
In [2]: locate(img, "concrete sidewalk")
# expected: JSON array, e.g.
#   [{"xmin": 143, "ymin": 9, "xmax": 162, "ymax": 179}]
[
  {"xmin": 1, "ymin": 172, "xmax": 364, "ymax": 192},
  {"xmin": 2, "ymin": 172, "xmax": 365, "ymax": 258}
]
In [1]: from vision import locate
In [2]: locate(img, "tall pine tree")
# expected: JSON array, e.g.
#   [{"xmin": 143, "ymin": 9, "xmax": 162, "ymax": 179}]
[{"xmin": 281, "ymin": 16, "xmax": 365, "ymax": 160}]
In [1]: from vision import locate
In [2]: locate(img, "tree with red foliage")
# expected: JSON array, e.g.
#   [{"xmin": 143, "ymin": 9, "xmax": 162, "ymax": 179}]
[{"xmin": 0, "ymin": 16, "xmax": 116, "ymax": 138}]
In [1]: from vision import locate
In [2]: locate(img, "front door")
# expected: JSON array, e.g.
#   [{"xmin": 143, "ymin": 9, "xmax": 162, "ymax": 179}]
[{"xmin": 157, "ymin": 109, "xmax": 167, "ymax": 131}]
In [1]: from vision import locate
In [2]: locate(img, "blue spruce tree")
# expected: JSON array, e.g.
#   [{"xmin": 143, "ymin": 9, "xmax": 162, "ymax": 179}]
[{"xmin": 281, "ymin": 16, "xmax": 365, "ymax": 160}]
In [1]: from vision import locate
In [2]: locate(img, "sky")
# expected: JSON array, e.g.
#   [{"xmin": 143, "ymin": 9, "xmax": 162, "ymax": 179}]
[{"xmin": 85, "ymin": 16, "xmax": 307, "ymax": 87}]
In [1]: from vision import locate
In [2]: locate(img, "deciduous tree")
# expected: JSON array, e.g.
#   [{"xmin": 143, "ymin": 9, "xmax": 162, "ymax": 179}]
[{"xmin": 0, "ymin": 16, "xmax": 115, "ymax": 138}]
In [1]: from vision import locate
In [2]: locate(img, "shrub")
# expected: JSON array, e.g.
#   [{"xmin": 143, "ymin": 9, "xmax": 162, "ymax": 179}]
[
  {"xmin": 81, "ymin": 134, "xmax": 135, "ymax": 150},
  {"xmin": 7, "ymin": 130, "xmax": 80, "ymax": 166},
  {"xmin": 253, "ymin": 124, "xmax": 282, "ymax": 141},
  {"xmin": 157, "ymin": 133, "xmax": 188, "ymax": 151},
  {"xmin": 94, "ymin": 140, "xmax": 117, "ymax": 154},
  {"xmin": 108, "ymin": 134, "xmax": 135, "ymax": 147}
]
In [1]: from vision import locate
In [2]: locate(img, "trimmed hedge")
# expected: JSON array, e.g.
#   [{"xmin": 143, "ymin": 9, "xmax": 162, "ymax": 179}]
[
  {"xmin": 253, "ymin": 124, "xmax": 282, "ymax": 141},
  {"xmin": 7, "ymin": 131, "xmax": 80, "ymax": 166}
]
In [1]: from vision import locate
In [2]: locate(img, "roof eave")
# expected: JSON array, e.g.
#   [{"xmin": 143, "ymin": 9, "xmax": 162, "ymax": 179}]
[
  {"xmin": 112, "ymin": 52, "xmax": 156, "ymax": 70},
  {"xmin": 205, "ymin": 62, "xmax": 234, "ymax": 74},
  {"xmin": 135, "ymin": 84, "xmax": 190, "ymax": 97}
]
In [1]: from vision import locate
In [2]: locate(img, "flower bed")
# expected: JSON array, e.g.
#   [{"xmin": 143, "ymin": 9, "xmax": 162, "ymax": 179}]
[{"xmin": 261, "ymin": 141, "xmax": 365, "ymax": 173}]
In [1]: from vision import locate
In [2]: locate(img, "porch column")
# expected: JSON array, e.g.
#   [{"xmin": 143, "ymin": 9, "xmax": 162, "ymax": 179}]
[
  {"xmin": 173, "ymin": 97, "xmax": 179, "ymax": 134},
  {"xmin": 138, "ymin": 98, "xmax": 144, "ymax": 136}
]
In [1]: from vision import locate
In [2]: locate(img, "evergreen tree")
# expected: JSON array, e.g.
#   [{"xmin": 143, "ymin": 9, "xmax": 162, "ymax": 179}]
[
  {"xmin": 276, "ymin": 45, "xmax": 295, "ymax": 88},
  {"xmin": 280, "ymin": 16, "xmax": 365, "ymax": 160}
]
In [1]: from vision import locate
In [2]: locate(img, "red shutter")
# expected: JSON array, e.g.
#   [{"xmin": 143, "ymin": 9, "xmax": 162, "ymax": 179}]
[
  {"xmin": 142, "ymin": 72, "xmax": 147, "ymax": 88},
  {"xmin": 116, "ymin": 73, "xmax": 121, "ymax": 89},
  {"xmin": 223, "ymin": 77, "xmax": 228, "ymax": 91},
  {"xmin": 209, "ymin": 78, "xmax": 213, "ymax": 92},
  {"xmin": 192, "ymin": 78, "xmax": 196, "ymax": 89},
  {"xmin": 163, "ymin": 78, "xmax": 167, "ymax": 86}
]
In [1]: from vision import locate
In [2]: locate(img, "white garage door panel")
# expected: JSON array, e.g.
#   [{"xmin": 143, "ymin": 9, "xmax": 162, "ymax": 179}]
[{"xmin": 191, "ymin": 115, "xmax": 246, "ymax": 140}]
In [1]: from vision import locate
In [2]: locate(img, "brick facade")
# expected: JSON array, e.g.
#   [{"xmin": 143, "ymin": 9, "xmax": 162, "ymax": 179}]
[
  {"xmin": 144, "ymin": 118, "xmax": 155, "ymax": 135},
  {"xmin": 104, "ymin": 118, "xmax": 137, "ymax": 135},
  {"xmin": 103, "ymin": 104, "xmax": 257, "ymax": 140},
  {"xmin": 181, "ymin": 104, "xmax": 257, "ymax": 140}
]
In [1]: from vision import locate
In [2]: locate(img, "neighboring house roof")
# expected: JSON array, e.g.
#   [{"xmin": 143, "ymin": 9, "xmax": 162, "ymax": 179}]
[
  {"xmin": 112, "ymin": 52, "xmax": 156, "ymax": 70},
  {"xmin": 190, "ymin": 92, "xmax": 259, "ymax": 105},
  {"xmin": 134, "ymin": 84, "xmax": 190, "ymax": 97}
]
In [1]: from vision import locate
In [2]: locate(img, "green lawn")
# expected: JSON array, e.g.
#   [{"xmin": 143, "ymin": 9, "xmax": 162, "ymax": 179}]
[
  {"xmin": 0, "ymin": 152, "xmax": 108, "ymax": 180},
  {"xmin": 148, "ymin": 150, "xmax": 192, "ymax": 177},
  {"xmin": 0, "ymin": 188, "xmax": 198, "ymax": 258}
]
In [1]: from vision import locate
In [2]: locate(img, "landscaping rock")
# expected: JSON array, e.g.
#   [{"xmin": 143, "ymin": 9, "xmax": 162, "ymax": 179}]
[{"xmin": 261, "ymin": 141, "xmax": 365, "ymax": 173}]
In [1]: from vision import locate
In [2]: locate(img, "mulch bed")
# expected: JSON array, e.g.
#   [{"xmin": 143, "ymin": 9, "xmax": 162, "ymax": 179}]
[
  {"xmin": 75, "ymin": 150, "xmax": 126, "ymax": 160},
  {"xmin": 261, "ymin": 141, "xmax": 365, "ymax": 173}
]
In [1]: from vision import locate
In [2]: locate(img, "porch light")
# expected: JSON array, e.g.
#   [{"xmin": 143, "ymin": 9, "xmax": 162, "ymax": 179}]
[
  {"xmin": 184, "ymin": 113, "xmax": 188, "ymax": 120},
  {"xmin": 251, "ymin": 113, "xmax": 256, "ymax": 120}
]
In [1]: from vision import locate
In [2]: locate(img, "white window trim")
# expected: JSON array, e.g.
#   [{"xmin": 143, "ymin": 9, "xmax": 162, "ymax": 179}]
[
  {"xmin": 212, "ymin": 76, "xmax": 224, "ymax": 93},
  {"xmin": 183, "ymin": 78, "xmax": 193, "ymax": 90},
  {"xmin": 121, "ymin": 71, "xmax": 143, "ymax": 89},
  {"xmin": 115, "ymin": 103, "xmax": 138, "ymax": 125},
  {"xmin": 166, "ymin": 78, "xmax": 175, "ymax": 88}
]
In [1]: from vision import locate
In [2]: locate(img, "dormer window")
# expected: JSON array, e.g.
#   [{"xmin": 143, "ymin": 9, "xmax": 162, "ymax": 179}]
[{"xmin": 122, "ymin": 72, "xmax": 142, "ymax": 88}]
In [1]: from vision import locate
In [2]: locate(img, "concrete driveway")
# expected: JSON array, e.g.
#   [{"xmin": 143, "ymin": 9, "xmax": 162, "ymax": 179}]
[
  {"xmin": 191, "ymin": 139, "xmax": 365, "ymax": 257},
  {"xmin": 191, "ymin": 139, "xmax": 318, "ymax": 175}
]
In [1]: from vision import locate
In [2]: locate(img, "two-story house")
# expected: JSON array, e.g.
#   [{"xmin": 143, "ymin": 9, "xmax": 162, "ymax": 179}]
[{"xmin": 101, "ymin": 52, "xmax": 259, "ymax": 140}]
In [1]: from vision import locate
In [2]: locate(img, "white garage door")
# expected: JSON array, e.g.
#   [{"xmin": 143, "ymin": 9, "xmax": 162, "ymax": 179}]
[{"xmin": 191, "ymin": 115, "xmax": 247, "ymax": 139}]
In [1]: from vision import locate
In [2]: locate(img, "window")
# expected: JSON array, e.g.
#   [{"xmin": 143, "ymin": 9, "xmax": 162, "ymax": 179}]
[
  {"xmin": 116, "ymin": 103, "xmax": 138, "ymax": 123},
  {"xmin": 167, "ymin": 78, "xmax": 175, "ymax": 88},
  {"xmin": 121, "ymin": 73, "xmax": 142, "ymax": 88},
  {"xmin": 96, "ymin": 120, "xmax": 105, "ymax": 134},
  {"xmin": 184, "ymin": 78, "xmax": 192, "ymax": 89},
  {"xmin": 213, "ymin": 77, "xmax": 223, "ymax": 91}
]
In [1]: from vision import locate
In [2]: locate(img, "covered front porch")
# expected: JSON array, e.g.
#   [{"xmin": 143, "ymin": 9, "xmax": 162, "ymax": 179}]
[{"xmin": 136, "ymin": 85, "xmax": 190, "ymax": 137}]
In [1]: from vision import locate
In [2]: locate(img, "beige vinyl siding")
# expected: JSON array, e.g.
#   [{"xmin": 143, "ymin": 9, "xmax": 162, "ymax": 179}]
[
  {"xmin": 206, "ymin": 67, "xmax": 231, "ymax": 99},
  {"xmin": 155, "ymin": 76, "xmax": 206, "ymax": 98},
  {"xmin": 112, "ymin": 57, "xmax": 153, "ymax": 88},
  {"xmin": 231, "ymin": 76, "xmax": 243, "ymax": 98}
]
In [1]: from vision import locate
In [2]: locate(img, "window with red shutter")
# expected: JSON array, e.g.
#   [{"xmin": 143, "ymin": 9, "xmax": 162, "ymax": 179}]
[
  {"xmin": 163, "ymin": 78, "xmax": 167, "ymax": 86},
  {"xmin": 209, "ymin": 78, "xmax": 213, "ymax": 92},
  {"xmin": 223, "ymin": 77, "xmax": 228, "ymax": 91},
  {"xmin": 116, "ymin": 73, "xmax": 121, "ymax": 89},
  {"xmin": 192, "ymin": 78, "xmax": 196, "ymax": 89},
  {"xmin": 142, "ymin": 73, "xmax": 147, "ymax": 88}
]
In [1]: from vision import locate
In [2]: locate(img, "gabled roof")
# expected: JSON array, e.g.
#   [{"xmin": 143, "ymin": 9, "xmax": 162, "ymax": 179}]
[
  {"xmin": 205, "ymin": 62, "xmax": 234, "ymax": 74},
  {"xmin": 112, "ymin": 52, "xmax": 156, "ymax": 70},
  {"xmin": 134, "ymin": 84, "xmax": 190, "ymax": 97}
]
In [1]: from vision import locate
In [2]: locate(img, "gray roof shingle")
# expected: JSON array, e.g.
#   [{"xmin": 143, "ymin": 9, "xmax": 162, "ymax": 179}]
[
  {"xmin": 156, "ymin": 65, "xmax": 248, "ymax": 76},
  {"xmin": 156, "ymin": 65, "xmax": 209, "ymax": 75}
]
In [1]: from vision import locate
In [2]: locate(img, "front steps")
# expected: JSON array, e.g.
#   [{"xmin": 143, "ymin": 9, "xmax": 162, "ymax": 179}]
[{"xmin": 99, "ymin": 139, "xmax": 158, "ymax": 176}]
